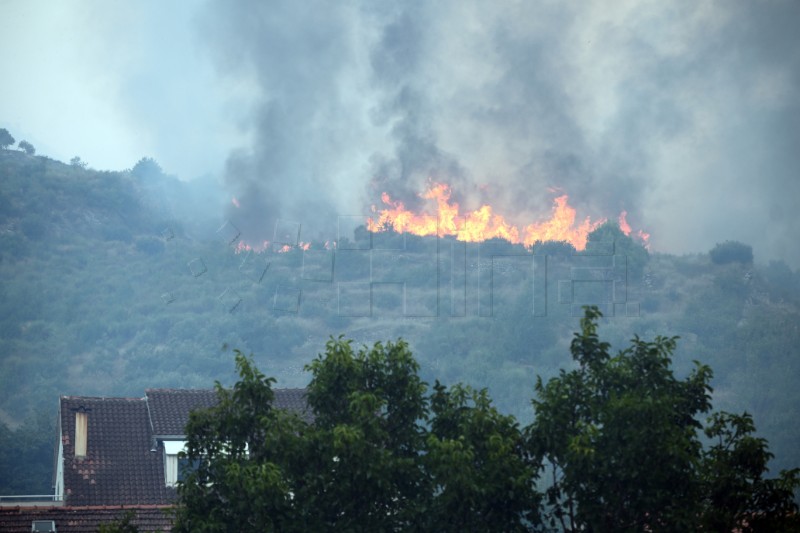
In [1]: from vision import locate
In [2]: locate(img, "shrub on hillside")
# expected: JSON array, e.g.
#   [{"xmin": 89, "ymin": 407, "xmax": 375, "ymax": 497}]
[{"xmin": 709, "ymin": 241, "xmax": 753, "ymax": 265}]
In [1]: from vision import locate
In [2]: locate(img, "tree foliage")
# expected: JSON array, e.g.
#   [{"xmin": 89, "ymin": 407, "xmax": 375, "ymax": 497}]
[
  {"xmin": 700, "ymin": 412, "xmax": 800, "ymax": 532},
  {"xmin": 528, "ymin": 307, "xmax": 800, "ymax": 532},
  {"xmin": 131, "ymin": 157, "xmax": 164, "ymax": 180},
  {"xmin": 17, "ymin": 140, "xmax": 35, "ymax": 155},
  {"xmin": 174, "ymin": 341, "xmax": 539, "ymax": 532},
  {"xmin": 69, "ymin": 155, "xmax": 87, "ymax": 168},
  {"xmin": 173, "ymin": 352, "xmax": 304, "ymax": 532},
  {"xmin": 0, "ymin": 128, "xmax": 14, "ymax": 149},
  {"xmin": 0, "ymin": 411, "xmax": 55, "ymax": 495},
  {"xmin": 586, "ymin": 221, "xmax": 649, "ymax": 278},
  {"xmin": 710, "ymin": 240, "xmax": 754, "ymax": 265},
  {"xmin": 174, "ymin": 316, "xmax": 799, "ymax": 531},
  {"xmin": 302, "ymin": 338, "xmax": 431, "ymax": 530},
  {"xmin": 528, "ymin": 307, "xmax": 713, "ymax": 530},
  {"xmin": 426, "ymin": 382, "xmax": 540, "ymax": 531}
]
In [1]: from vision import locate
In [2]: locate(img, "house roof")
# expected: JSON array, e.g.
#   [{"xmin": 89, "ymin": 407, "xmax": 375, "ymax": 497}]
[
  {"xmin": 60, "ymin": 397, "xmax": 174, "ymax": 507},
  {"xmin": 145, "ymin": 389, "xmax": 218, "ymax": 436},
  {"xmin": 272, "ymin": 388, "xmax": 314, "ymax": 422},
  {"xmin": 58, "ymin": 387, "xmax": 310, "ymax": 506},
  {"xmin": 0, "ymin": 505, "xmax": 173, "ymax": 532},
  {"xmin": 145, "ymin": 388, "xmax": 313, "ymax": 436}
]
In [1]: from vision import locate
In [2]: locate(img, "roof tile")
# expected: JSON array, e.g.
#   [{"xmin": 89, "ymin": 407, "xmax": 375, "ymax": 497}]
[
  {"xmin": 0, "ymin": 505, "xmax": 173, "ymax": 532},
  {"xmin": 145, "ymin": 388, "xmax": 312, "ymax": 436},
  {"xmin": 58, "ymin": 388, "xmax": 309, "ymax": 506}
]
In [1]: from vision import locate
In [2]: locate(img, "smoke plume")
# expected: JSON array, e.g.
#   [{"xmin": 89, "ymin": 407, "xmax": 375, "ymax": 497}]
[{"xmin": 200, "ymin": 0, "xmax": 800, "ymax": 265}]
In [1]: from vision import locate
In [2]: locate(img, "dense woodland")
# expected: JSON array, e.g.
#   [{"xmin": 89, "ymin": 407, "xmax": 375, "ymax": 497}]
[{"xmin": 1, "ymin": 143, "xmax": 799, "ymax": 503}]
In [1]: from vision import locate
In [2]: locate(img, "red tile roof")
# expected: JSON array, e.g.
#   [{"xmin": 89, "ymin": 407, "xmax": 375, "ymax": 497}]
[
  {"xmin": 60, "ymin": 397, "xmax": 174, "ymax": 506},
  {"xmin": 0, "ymin": 505, "xmax": 174, "ymax": 532},
  {"xmin": 57, "ymin": 388, "xmax": 309, "ymax": 506}
]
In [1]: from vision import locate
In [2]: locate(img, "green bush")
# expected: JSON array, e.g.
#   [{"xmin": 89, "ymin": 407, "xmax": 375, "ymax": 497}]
[{"xmin": 709, "ymin": 240, "xmax": 753, "ymax": 265}]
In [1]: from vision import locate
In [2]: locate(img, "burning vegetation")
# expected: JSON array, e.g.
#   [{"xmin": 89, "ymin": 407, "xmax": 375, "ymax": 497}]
[{"xmin": 367, "ymin": 182, "xmax": 650, "ymax": 251}]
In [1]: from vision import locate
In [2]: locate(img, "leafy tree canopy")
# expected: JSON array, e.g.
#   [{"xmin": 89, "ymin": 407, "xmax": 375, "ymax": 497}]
[
  {"xmin": 586, "ymin": 221, "xmax": 649, "ymax": 278},
  {"xmin": 131, "ymin": 157, "xmax": 164, "ymax": 181},
  {"xmin": 527, "ymin": 306, "xmax": 800, "ymax": 532},
  {"xmin": 175, "ymin": 340, "xmax": 539, "ymax": 532},
  {"xmin": 17, "ymin": 140, "xmax": 35, "ymax": 155},
  {"xmin": 0, "ymin": 128, "xmax": 14, "ymax": 149},
  {"xmin": 710, "ymin": 240, "xmax": 754, "ymax": 265},
  {"xmin": 173, "ymin": 309, "xmax": 799, "ymax": 532},
  {"xmin": 69, "ymin": 156, "xmax": 87, "ymax": 168}
]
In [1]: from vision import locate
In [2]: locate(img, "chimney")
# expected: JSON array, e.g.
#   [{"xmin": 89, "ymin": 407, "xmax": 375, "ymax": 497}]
[{"xmin": 75, "ymin": 411, "xmax": 87, "ymax": 457}]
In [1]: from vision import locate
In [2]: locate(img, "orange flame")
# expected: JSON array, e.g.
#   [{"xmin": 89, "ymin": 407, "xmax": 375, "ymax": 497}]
[
  {"xmin": 618, "ymin": 211, "xmax": 632, "ymax": 236},
  {"xmin": 235, "ymin": 240, "xmax": 269, "ymax": 254},
  {"xmin": 367, "ymin": 182, "xmax": 611, "ymax": 250},
  {"xmin": 621, "ymin": 211, "xmax": 651, "ymax": 249},
  {"xmin": 234, "ymin": 240, "xmax": 312, "ymax": 254},
  {"xmin": 636, "ymin": 230, "xmax": 650, "ymax": 248}
]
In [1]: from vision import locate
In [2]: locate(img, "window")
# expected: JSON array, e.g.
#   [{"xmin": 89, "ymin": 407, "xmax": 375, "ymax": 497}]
[
  {"xmin": 178, "ymin": 456, "xmax": 201, "ymax": 482},
  {"xmin": 163, "ymin": 440, "xmax": 200, "ymax": 486},
  {"xmin": 75, "ymin": 412, "xmax": 87, "ymax": 457},
  {"xmin": 163, "ymin": 441, "xmax": 186, "ymax": 487}
]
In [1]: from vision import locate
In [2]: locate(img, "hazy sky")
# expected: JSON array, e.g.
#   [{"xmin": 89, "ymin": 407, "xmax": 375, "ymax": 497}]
[{"xmin": 1, "ymin": 0, "xmax": 798, "ymax": 265}]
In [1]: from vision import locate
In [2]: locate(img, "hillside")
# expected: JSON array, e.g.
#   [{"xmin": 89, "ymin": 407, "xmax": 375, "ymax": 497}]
[{"xmin": 1, "ymin": 149, "xmax": 799, "ymax": 493}]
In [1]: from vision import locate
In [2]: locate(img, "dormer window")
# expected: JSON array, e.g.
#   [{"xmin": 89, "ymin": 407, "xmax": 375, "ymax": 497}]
[
  {"xmin": 162, "ymin": 440, "xmax": 201, "ymax": 486},
  {"xmin": 163, "ymin": 441, "xmax": 186, "ymax": 487}
]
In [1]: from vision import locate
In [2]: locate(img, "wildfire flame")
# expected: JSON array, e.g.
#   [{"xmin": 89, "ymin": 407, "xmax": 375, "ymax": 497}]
[
  {"xmin": 233, "ymin": 241, "xmax": 310, "ymax": 254},
  {"xmin": 618, "ymin": 211, "xmax": 632, "ymax": 235},
  {"xmin": 230, "ymin": 182, "xmax": 648, "ymax": 253},
  {"xmin": 368, "ymin": 182, "xmax": 648, "ymax": 251},
  {"xmin": 619, "ymin": 210, "xmax": 651, "ymax": 248}
]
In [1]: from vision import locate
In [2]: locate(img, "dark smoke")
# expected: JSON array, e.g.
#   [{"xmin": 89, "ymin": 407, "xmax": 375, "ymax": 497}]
[{"xmin": 200, "ymin": 0, "xmax": 800, "ymax": 265}]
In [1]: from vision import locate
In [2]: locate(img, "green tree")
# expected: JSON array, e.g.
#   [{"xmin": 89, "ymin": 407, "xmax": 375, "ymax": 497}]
[
  {"xmin": 173, "ymin": 314, "xmax": 799, "ymax": 532},
  {"xmin": 17, "ymin": 140, "xmax": 35, "ymax": 155},
  {"xmin": 0, "ymin": 412, "xmax": 56, "ymax": 495},
  {"xmin": 131, "ymin": 157, "xmax": 163, "ymax": 180},
  {"xmin": 425, "ymin": 382, "xmax": 541, "ymax": 531},
  {"xmin": 175, "ymin": 340, "xmax": 543, "ymax": 532},
  {"xmin": 585, "ymin": 221, "xmax": 649, "ymax": 279},
  {"xmin": 70, "ymin": 156, "xmax": 87, "ymax": 168},
  {"xmin": 710, "ymin": 240, "xmax": 754, "ymax": 265},
  {"xmin": 301, "ymin": 338, "xmax": 430, "ymax": 531},
  {"xmin": 532, "ymin": 239, "xmax": 576, "ymax": 256},
  {"xmin": 700, "ymin": 412, "xmax": 800, "ymax": 532},
  {"xmin": 528, "ymin": 306, "xmax": 800, "ymax": 532},
  {"xmin": 173, "ymin": 351, "xmax": 305, "ymax": 532},
  {"xmin": 0, "ymin": 128, "xmax": 14, "ymax": 149},
  {"xmin": 97, "ymin": 511, "xmax": 140, "ymax": 533}
]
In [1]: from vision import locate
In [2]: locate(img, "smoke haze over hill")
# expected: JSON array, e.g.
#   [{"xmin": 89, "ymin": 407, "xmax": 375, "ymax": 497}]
[{"xmin": 1, "ymin": 0, "xmax": 799, "ymax": 264}]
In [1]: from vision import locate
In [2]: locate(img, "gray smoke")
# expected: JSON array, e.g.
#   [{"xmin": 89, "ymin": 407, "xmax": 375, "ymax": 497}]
[{"xmin": 200, "ymin": 0, "xmax": 800, "ymax": 265}]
